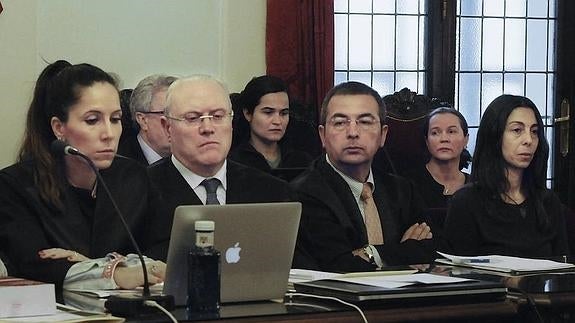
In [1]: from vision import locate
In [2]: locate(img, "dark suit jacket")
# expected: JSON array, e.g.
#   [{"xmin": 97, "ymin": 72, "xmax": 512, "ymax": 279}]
[
  {"xmin": 0, "ymin": 158, "xmax": 159, "ymax": 288},
  {"xmin": 290, "ymin": 157, "xmax": 435, "ymax": 272},
  {"xmin": 229, "ymin": 141, "xmax": 313, "ymax": 174},
  {"xmin": 117, "ymin": 134, "xmax": 148, "ymax": 166},
  {"xmin": 145, "ymin": 158, "xmax": 294, "ymax": 261}
]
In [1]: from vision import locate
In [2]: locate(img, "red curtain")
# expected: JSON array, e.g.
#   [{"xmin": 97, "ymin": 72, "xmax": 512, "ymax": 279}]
[{"xmin": 266, "ymin": 0, "xmax": 334, "ymax": 113}]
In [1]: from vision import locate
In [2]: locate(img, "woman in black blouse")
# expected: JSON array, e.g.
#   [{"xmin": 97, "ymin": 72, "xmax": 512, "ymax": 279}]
[
  {"xmin": 443, "ymin": 95, "xmax": 568, "ymax": 257},
  {"xmin": 229, "ymin": 75, "xmax": 312, "ymax": 175},
  {"xmin": 408, "ymin": 107, "xmax": 470, "ymax": 207},
  {"xmin": 404, "ymin": 107, "xmax": 470, "ymax": 239}
]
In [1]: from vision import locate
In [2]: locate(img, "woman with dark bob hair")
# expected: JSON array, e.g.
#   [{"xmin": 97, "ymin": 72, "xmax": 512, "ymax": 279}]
[
  {"xmin": 229, "ymin": 75, "xmax": 312, "ymax": 174},
  {"xmin": 0, "ymin": 60, "xmax": 165, "ymax": 290},
  {"xmin": 443, "ymin": 94, "xmax": 568, "ymax": 257}
]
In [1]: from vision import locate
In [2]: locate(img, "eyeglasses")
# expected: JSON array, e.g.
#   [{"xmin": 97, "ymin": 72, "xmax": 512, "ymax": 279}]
[
  {"xmin": 166, "ymin": 111, "xmax": 234, "ymax": 126},
  {"xmin": 327, "ymin": 116, "xmax": 381, "ymax": 131},
  {"xmin": 139, "ymin": 111, "xmax": 165, "ymax": 115}
]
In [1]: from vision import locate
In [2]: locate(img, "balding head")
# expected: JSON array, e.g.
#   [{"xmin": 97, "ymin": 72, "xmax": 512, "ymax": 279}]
[{"xmin": 162, "ymin": 75, "xmax": 234, "ymax": 177}]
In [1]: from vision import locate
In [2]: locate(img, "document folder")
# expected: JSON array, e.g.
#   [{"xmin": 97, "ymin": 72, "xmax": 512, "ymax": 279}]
[{"xmin": 294, "ymin": 278, "xmax": 506, "ymax": 303}]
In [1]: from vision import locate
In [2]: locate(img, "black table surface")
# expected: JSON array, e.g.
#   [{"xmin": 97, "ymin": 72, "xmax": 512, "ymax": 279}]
[{"xmin": 60, "ymin": 262, "xmax": 575, "ymax": 322}]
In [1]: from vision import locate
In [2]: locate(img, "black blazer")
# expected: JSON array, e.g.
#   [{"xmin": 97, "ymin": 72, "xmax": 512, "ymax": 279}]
[
  {"xmin": 290, "ymin": 156, "xmax": 434, "ymax": 272},
  {"xmin": 117, "ymin": 134, "xmax": 148, "ymax": 166},
  {"xmin": 0, "ymin": 158, "xmax": 159, "ymax": 288},
  {"xmin": 229, "ymin": 141, "xmax": 313, "ymax": 174},
  {"xmin": 145, "ymin": 158, "xmax": 294, "ymax": 261}
]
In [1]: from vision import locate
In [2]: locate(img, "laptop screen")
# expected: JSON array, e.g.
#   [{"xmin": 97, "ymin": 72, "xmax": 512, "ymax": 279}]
[{"xmin": 163, "ymin": 202, "xmax": 302, "ymax": 305}]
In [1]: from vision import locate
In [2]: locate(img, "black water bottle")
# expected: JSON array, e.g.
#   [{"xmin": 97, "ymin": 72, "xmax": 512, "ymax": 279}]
[{"xmin": 187, "ymin": 220, "xmax": 221, "ymax": 316}]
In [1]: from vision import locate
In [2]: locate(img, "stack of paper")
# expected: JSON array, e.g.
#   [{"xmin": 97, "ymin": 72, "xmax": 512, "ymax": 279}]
[
  {"xmin": 437, "ymin": 252, "xmax": 575, "ymax": 275},
  {"xmin": 0, "ymin": 277, "xmax": 56, "ymax": 319},
  {"xmin": 1, "ymin": 304, "xmax": 124, "ymax": 322},
  {"xmin": 289, "ymin": 268, "xmax": 472, "ymax": 289}
]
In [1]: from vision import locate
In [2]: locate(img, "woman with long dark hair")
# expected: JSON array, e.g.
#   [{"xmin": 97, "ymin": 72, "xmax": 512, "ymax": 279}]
[
  {"xmin": 443, "ymin": 94, "xmax": 568, "ymax": 257},
  {"xmin": 0, "ymin": 60, "xmax": 164, "ymax": 289}
]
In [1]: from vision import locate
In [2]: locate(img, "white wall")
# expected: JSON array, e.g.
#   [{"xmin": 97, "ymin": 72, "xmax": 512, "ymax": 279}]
[
  {"xmin": 0, "ymin": 0, "xmax": 266, "ymax": 167},
  {"xmin": 222, "ymin": 0, "xmax": 267, "ymax": 93},
  {"xmin": 0, "ymin": 0, "xmax": 37, "ymax": 167}
]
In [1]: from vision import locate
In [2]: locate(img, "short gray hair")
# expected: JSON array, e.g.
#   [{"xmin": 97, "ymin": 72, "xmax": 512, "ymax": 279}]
[
  {"xmin": 130, "ymin": 75, "xmax": 177, "ymax": 118},
  {"xmin": 165, "ymin": 74, "xmax": 231, "ymax": 115}
]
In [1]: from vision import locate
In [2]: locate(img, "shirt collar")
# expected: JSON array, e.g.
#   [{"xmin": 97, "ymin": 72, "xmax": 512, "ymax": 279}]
[
  {"xmin": 137, "ymin": 134, "xmax": 163, "ymax": 164},
  {"xmin": 171, "ymin": 155, "xmax": 228, "ymax": 190},
  {"xmin": 325, "ymin": 154, "xmax": 375, "ymax": 199}
]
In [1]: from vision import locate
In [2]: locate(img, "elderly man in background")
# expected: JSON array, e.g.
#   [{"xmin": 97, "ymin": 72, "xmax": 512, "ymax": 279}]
[{"xmin": 118, "ymin": 74, "xmax": 177, "ymax": 165}]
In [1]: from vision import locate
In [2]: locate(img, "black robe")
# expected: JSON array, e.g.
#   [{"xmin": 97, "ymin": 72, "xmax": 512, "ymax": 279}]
[
  {"xmin": 145, "ymin": 158, "xmax": 294, "ymax": 261},
  {"xmin": 291, "ymin": 156, "xmax": 435, "ymax": 272},
  {"xmin": 0, "ymin": 158, "xmax": 158, "ymax": 288}
]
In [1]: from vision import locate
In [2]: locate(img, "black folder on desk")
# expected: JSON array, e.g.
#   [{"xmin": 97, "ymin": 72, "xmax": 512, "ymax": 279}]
[{"xmin": 294, "ymin": 279, "xmax": 506, "ymax": 303}]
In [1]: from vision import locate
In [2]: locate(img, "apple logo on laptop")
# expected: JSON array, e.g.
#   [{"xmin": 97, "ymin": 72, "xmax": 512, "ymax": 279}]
[{"xmin": 225, "ymin": 242, "xmax": 241, "ymax": 264}]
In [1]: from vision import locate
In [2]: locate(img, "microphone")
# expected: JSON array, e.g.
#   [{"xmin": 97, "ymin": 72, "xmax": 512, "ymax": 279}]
[
  {"xmin": 50, "ymin": 139, "xmax": 81, "ymax": 157},
  {"xmin": 50, "ymin": 140, "xmax": 174, "ymax": 317}
]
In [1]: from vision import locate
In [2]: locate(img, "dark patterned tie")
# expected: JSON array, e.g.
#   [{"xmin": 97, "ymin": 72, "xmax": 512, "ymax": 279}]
[{"xmin": 201, "ymin": 178, "xmax": 220, "ymax": 205}]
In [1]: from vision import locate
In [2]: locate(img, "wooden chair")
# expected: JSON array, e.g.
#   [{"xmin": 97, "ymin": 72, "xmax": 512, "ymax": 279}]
[{"xmin": 374, "ymin": 88, "xmax": 445, "ymax": 176}]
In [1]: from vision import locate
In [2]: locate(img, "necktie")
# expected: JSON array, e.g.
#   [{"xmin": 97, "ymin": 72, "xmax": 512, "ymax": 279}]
[
  {"xmin": 201, "ymin": 178, "xmax": 220, "ymax": 205},
  {"xmin": 361, "ymin": 183, "xmax": 384, "ymax": 245}
]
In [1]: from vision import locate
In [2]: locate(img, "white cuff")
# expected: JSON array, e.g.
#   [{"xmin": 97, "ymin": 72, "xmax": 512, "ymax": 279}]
[
  {"xmin": 63, "ymin": 253, "xmax": 156, "ymax": 290},
  {"xmin": 367, "ymin": 244, "xmax": 384, "ymax": 269}
]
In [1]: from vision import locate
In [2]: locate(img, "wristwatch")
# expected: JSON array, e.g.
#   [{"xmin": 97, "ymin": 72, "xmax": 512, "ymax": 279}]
[
  {"xmin": 352, "ymin": 245, "xmax": 378, "ymax": 266},
  {"xmin": 362, "ymin": 245, "xmax": 377, "ymax": 265}
]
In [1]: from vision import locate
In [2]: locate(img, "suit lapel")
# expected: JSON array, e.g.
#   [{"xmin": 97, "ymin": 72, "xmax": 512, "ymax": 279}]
[
  {"xmin": 315, "ymin": 159, "xmax": 369, "ymax": 243},
  {"xmin": 372, "ymin": 174, "xmax": 399, "ymax": 243},
  {"xmin": 164, "ymin": 159, "xmax": 203, "ymax": 205},
  {"xmin": 225, "ymin": 161, "xmax": 243, "ymax": 203}
]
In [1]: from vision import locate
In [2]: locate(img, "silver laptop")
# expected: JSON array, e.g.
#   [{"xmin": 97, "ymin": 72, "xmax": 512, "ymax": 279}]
[{"xmin": 163, "ymin": 202, "xmax": 302, "ymax": 306}]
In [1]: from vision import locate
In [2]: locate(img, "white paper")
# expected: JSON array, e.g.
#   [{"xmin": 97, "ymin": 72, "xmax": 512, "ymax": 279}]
[
  {"xmin": 437, "ymin": 251, "xmax": 575, "ymax": 273},
  {"xmin": 289, "ymin": 269, "xmax": 340, "ymax": 283},
  {"xmin": 332, "ymin": 273, "xmax": 472, "ymax": 289},
  {"xmin": 1, "ymin": 304, "xmax": 123, "ymax": 322}
]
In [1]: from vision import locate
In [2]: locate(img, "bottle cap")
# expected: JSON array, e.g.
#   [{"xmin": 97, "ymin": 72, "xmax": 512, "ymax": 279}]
[{"xmin": 195, "ymin": 220, "xmax": 215, "ymax": 232}]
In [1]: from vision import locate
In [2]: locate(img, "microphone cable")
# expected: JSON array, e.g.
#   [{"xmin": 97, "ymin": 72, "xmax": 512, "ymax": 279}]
[{"xmin": 285, "ymin": 292, "xmax": 368, "ymax": 323}]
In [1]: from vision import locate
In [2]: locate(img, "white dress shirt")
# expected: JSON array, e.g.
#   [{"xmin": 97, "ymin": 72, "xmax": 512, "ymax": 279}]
[{"xmin": 171, "ymin": 155, "xmax": 227, "ymax": 205}]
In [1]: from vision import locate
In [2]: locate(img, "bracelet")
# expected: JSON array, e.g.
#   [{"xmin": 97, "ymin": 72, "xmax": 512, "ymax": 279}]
[{"xmin": 102, "ymin": 252, "xmax": 126, "ymax": 279}]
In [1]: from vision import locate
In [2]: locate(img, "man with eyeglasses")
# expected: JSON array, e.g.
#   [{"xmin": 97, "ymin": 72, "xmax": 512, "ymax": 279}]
[
  {"xmin": 291, "ymin": 81, "xmax": 434, "ymax": 272},
  {"xmin": 118, "ymin": 74, "xmax": 177, "ymax": 165},
  {"xmin": 144, "ymin": 75, "xmax": 293, "ymax": 260}
]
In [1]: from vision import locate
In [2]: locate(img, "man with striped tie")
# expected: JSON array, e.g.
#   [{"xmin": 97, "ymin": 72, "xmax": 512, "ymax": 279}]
[{"xmin": 291, "ymin": 81, "xmax": 434, "ymax": 272}]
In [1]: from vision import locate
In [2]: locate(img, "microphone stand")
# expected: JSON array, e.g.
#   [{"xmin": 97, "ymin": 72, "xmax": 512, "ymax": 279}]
[{"xmin": 63, "ymin": 145, "xmax": 174, "ymax": 317}]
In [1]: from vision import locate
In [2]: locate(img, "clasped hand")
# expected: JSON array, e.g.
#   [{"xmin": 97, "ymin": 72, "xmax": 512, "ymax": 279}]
[{"xmin": 400, "ymin": 222, "xmax": 432, "ymax": 242}]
